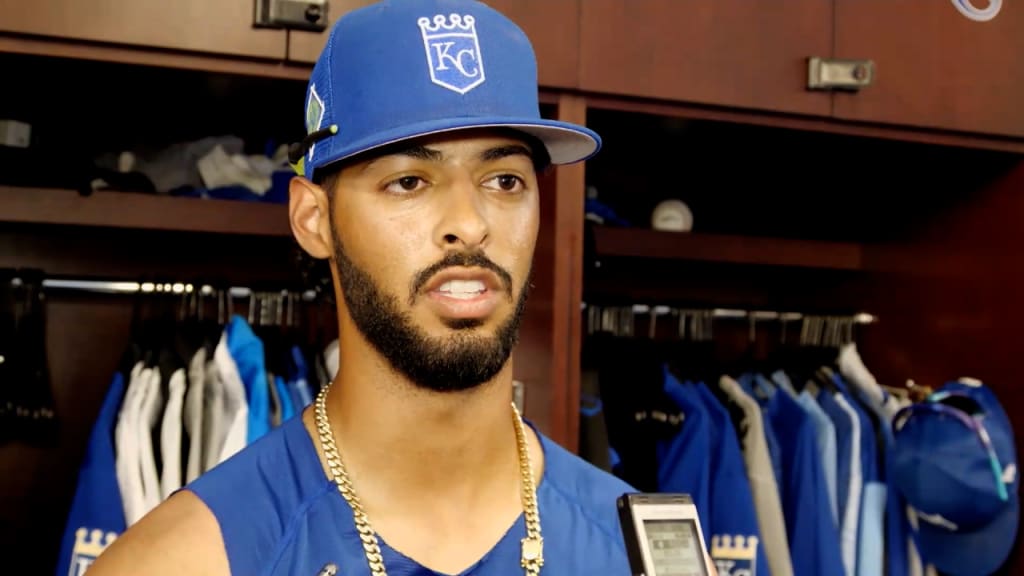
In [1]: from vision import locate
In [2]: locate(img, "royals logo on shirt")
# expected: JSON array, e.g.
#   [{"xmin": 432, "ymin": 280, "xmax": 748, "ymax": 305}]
[
  {"xmin": 711, "ymin": 534, "xmax": 760, "ymax": 576},
  {"xmin": 417, "ymin": 13, "xmax": 486, "ymax": 94},
  {"xmin": 68, "ymin": 527, "xmax": 118, "ymax": 576}
]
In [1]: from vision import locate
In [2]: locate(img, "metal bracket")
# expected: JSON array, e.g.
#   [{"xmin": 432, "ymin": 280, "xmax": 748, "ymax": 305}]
[
  {"xmin": 254, "ymin": 0, "xmax": 328, "ymax": 32},
  {"xmin": 807, "ymin": 57, "xmax": 875, "ymax": 91}
]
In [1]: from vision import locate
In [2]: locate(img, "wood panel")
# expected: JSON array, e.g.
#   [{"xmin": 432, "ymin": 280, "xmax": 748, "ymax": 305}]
[
  {"xmin": 834, "ymin": 0, "xmax": 1024, "ymax": 139},
  {"xmin": 857, "ymin": 159, "xmax": 1024, "ymax": 575},
  {"xmin": 0, "ymin": 0, "xmax": 287, "ymax": 60},
  {"xmin": 0, "ymin": 188, "xmax": 292, "ymax": 237},
  {"xmin": 286, "ymin": 0, "xmax": 375, "ymax": 64},
  {"xmin": 513, "ymin": 97, "xmax": 587, "ymax": 449},
  {"xmin": 579, "ymin": 0, "xmax": 833, "ymax": 117},
  {"xmin": 479, "ymin": 0, "xmax": 579, "ymax": 89}
]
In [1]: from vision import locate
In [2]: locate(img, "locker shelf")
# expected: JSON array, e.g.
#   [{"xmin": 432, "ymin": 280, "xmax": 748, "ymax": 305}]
[
  {"xmin": 0, "ymin": 186, "xmax": 291, "ymax": 237},
  {"xmin": 591, "ymin": 225, "xmax": 864, "ymax": 271}
]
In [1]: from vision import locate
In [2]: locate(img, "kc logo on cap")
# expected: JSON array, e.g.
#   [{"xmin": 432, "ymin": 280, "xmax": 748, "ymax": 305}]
[
  {"xmin": 418, "ymin": 13, "xmax": 486, "ymax": 95},
  {"xmin": 293, "ymin": 0, "xmax": 601, "ymax": 182}
]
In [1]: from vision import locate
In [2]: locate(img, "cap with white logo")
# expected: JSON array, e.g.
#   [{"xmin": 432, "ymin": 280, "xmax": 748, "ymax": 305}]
[
  {"xmin": 290, "ymin": 0, "xmax": 601, "ymax": 181},
  {"xmin": 891, "ymin": 379, "xmax": 1019, "ymax": 576}
]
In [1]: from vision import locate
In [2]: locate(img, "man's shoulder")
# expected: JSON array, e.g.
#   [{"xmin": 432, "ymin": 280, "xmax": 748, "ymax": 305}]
[
  {"xmin": 183, "ymin": 416, "xmax": 334, "ymax": 575},
  {"xmin": 537, "ymin": 431, "xmax": 635, "ymax": 538}
]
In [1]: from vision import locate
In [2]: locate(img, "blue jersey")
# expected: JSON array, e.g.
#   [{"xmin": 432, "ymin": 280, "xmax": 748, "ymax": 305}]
[
  {"xmin": 225, "ymin": 315, "xmax": 270, "ymax": 444},
  {"xmin": 57, "ymin": 372, "xmax": 127, "ymax": 576},
  {"xmin": 186, "ymin": 414, "xmax": 635, "ymax": 575}
]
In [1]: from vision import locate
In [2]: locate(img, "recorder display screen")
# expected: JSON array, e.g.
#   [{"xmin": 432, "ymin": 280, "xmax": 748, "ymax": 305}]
[{"xmin": 642, "ymin": 519, "xmax": 708, "ymax": 576}]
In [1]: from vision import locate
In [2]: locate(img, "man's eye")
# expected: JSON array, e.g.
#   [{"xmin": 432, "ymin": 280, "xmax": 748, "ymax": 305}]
[
  {"xmin": 484, "ymin": 174, "xmax": 525, "ymax": 193},
  {"xmin": 384, "ymin": 176, "xmax": 427, "ymax": 194}
]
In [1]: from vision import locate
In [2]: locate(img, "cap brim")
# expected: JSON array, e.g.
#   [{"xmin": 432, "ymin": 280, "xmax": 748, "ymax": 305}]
[
  {"xmin": 914, "ymin": 494, "xmax": 1019, "ymax": 576},
  {"xmin": 312, "ymin": 116, "xmax": 600, "ymax": 178}
]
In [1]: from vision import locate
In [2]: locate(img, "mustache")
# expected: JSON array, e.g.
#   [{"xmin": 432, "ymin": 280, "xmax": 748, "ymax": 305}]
[{"xmin": 410, "ymin": 251, "xmax": 514, "ymax": 302}]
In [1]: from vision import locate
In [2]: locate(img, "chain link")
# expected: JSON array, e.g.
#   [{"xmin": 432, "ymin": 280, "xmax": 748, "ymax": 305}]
[{"xmin": 315, "ymin": 385, "xmax": 543, "ymax": 575}]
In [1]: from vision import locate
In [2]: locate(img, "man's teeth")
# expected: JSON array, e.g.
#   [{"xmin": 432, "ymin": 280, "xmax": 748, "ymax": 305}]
[{"xmin": 438, "ymin": 280, "xmax": 486, "ymax": 298}]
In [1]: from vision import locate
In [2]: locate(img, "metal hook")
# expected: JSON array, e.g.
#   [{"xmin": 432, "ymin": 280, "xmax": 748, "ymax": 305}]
[
  {"xmin": 217, "ymin": 289, "xmax": 225, "ymax": 325},
  {"xmin": 248, "ymin": 291, "xmax": 256, "ymax": 325},
  {"xmin": 276, "ymin": 291, "xmax": 285, "ymax": 327},
  {"xmin": 286, "ymin": 291, "xmax": 295, "ymax": 328}
]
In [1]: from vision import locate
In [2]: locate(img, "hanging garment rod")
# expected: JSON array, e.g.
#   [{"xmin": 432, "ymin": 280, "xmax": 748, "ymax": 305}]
[
  {"xmin": 582, "ymin": 302, "xmax": 877, "ymax": 325},
  {"xmin": 32, "ymin": 278, "xmax": 317, "ymax": 301}
]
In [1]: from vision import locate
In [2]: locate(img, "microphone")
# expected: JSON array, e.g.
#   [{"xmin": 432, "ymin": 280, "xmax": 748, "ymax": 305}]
[{"xmin": 617, "ymin": 493, "xmax": 715, "ymax": 576}]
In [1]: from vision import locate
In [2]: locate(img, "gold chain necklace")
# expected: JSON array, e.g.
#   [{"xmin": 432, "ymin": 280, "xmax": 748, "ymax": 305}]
[{"xmin": 314, "ymin": 386, "xmax": 544, "ymax": 575}]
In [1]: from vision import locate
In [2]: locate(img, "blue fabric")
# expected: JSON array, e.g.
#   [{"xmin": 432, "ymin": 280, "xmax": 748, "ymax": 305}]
[
  {"xmin": 832, "ymin": 376, "xmax": 881, "ymax": 576},
  {"xmin": 796, "ymin": 390, "xmax": 839, "ymax": 528},
  {"xmin": 288, "ymin": 346, "xmax": 314, "ymax": 409},
  {"xmin": 225, "ymin": 315, "xmax": 270, "ymax": 444},
  {"xmin": 186, "ymin": 416, "xmax": 635, "ymax": 575},
  {"xmin": 275, "ymin": 375, "xmax": 295, "ymax": 423},
  {"xmin": 56, "ymin": 372, "xmax": 127, "ymax": 576},
  {"xmin": 690, "ymin": 378, "xmax": 770, "ymax": 576},
  {"xmin": 817, "ymin": 390, "xmax": 855, "ymax": 532},
  {"xmin": 657, "ymin": 368, "xmax": 710, "ymax": 519},
  {"xmin": 758, "ymin": 375, "xmax": 846, "ymax": 576},
  {"xmin": 858, "ymin": 389, "xmax": 910, "ymax": 576}
]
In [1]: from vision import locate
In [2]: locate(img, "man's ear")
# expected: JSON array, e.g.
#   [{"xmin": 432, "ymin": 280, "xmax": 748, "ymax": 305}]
[{"xmin": 289, "ymin": 176, "xmax": 333, "ymax": 259}]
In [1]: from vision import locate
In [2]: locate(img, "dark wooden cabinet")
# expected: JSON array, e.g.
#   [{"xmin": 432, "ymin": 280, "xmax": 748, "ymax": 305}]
[
  {"xmin": 481, "ymin": 0, "xmax": 579, "ymax": 89},
  {"xmin": 287, "ymin": 0, "xmax": 375, "ymax": 64},
  {"xmin": 833, "ymin": 0, "xmax": 1024, "ymax": 139},
  {"xmin": 579, "ymin": 0, "xmax": 833, "ymax": 117},
  {"xmin": 289, "ymin": 0, "xmax": 580, "ymax": 89},
  {"xmin": 0, "ymin": 0, "xmax": 287, "ymax": 60}
]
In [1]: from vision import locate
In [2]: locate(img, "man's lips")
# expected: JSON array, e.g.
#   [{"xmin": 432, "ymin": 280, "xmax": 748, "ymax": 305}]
[{"xmin": 422, "ymin": 267, "xmax": 503, "ymax": 295}]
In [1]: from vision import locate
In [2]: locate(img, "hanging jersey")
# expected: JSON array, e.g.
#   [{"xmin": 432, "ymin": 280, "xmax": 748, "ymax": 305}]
[
  {"xmin": 657, "ymin": 368, "xmax": 711, "ymax": 519},
  {"xmin": 185, "ymin": 415, "xmax": 635, "ymax": 576},
  {"xmin": 761, "ymin": 378, "xmax": 846, "ymax": 576},
  {"xmin": 719, "ymin": 376, "xmax": 793, "ymax": 576},
  {"xmin": 225, "ymin": 315, "xmax": 270, "ymax": 444},
  {"xmin": 160, "ymin": 368, "xmax": 187, "ymax": 499},
  {"xmin": 202, "ymin": 354, "xmax": 227, "ymax": 473},
  {"xmin": 820, "ymin": 391, "xmax": 863, "ymax": 576},
  {"xmin": 57, "ymin": 372, "xmax": 127, "ymax": 576},
  {"xmin": 184, "ymin": 348, "xmax": 207, "ymax": 484},
  {"xmin": 136, "ymin": 365, "xmax": 164, "ymax": 519},
  {"xmin": 115, "ymin": 362, "xmax": 146, "ymax": 527},
  {"xmin": 215, "ymin": 330, "xmax": 248, "ymax": 464},
  {"xmin": 275, "ymin": 375, "xmax": 295, "ymax": 423},
  {"xmin": 690, "ymin": 378, "xmax": 770, "ymax": 576}
]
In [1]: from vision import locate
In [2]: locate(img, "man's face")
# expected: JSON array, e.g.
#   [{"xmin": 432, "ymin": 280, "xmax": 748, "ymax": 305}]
[{"xmin": 324, "ymin": 131, "xmax": 541, "ymax": 392}]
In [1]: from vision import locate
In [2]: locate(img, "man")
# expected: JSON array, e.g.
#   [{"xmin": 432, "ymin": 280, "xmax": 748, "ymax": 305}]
[{"xmin": 88, "ymin": 0, "xmax": 637, "ymax": 574}]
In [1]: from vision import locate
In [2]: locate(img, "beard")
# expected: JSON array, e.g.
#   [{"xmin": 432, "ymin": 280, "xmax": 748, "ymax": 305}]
[{"xmin": 331, "ymin": 227, "xmax": 530, "ymax": 393}]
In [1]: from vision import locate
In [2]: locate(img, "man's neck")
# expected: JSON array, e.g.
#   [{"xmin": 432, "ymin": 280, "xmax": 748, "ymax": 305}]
[{"xmin": 321, "ymin": 338, "xmax": 523, "ymax": 515}]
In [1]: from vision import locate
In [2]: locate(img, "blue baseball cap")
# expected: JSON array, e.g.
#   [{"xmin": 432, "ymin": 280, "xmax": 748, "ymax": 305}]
[
  {"xmin": 290, "ymin": 0, "xmax": 601, "ymax": 181},
  {"xmin": 891, "ymin": 379, "xmax": 1019, "ymax": 576}
]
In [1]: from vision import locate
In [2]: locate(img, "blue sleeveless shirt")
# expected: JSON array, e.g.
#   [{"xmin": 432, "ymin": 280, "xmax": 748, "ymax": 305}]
[{"xmin": 186, "ymin": 415, "xmax": 635, "ymax": 576}]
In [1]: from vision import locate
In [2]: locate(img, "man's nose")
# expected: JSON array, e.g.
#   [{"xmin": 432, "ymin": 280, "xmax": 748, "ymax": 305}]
[{"xmin": 433, "ymin": 176, "xmax": 490, "ymax": 250}]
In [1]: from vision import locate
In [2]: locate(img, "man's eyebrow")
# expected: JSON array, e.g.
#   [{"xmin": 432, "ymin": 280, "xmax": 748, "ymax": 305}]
[
  {"xmin": 480, "ymin": 144, "xmax": 533, "ymax": 163},
  {"xmin": 361, "ymin": 145, "xmax": 443, "ymax": 172}
]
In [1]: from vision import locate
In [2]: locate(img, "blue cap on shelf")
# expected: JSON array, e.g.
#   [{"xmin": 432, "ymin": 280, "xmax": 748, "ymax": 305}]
[{"xmin": 891, "ymin": 379, "xmax": 1019, "ymax": 576}]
